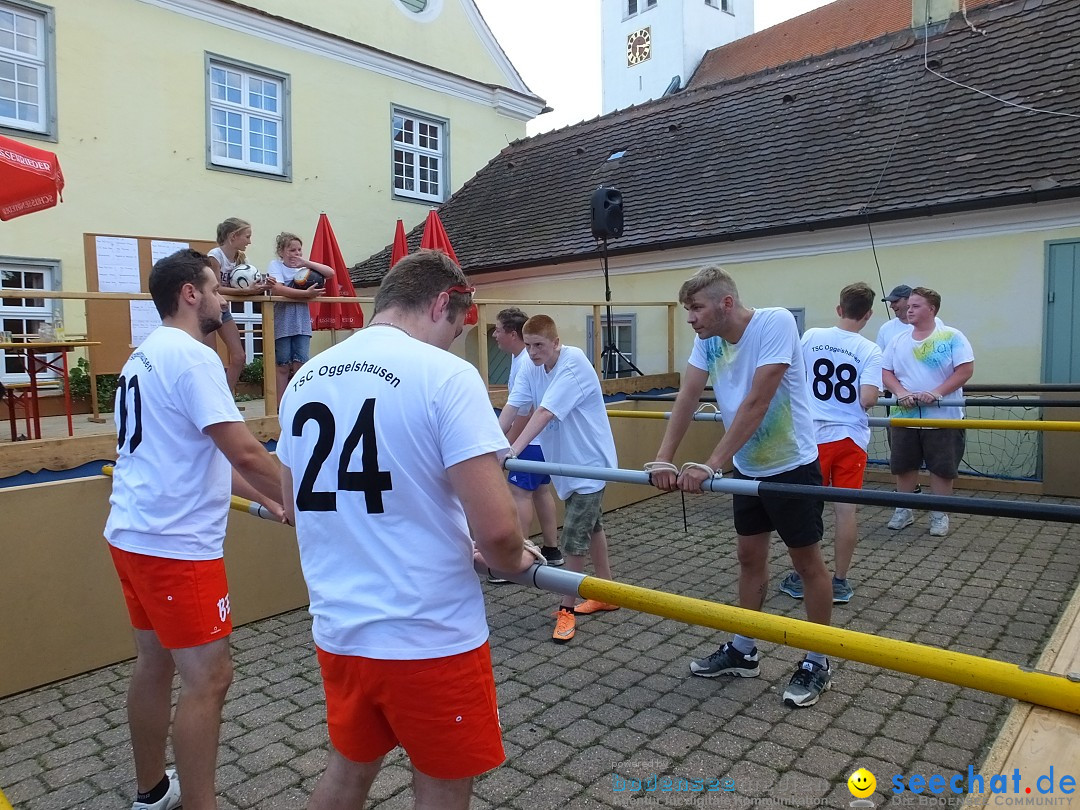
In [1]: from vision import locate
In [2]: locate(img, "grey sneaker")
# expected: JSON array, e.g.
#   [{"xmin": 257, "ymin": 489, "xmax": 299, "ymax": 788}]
[
  {"xmin": 689, "ymin": 643, "xmax": 760, "ymax": 678},
  {"xmin": 887, "ymin": 507, "xmax": 914, "ymax": 530},
  {"xmin": 779, "ymin": 571, "xmax": 804, "ymax": 599},
  {"xmin": 132, "ymin": 769, "xmax": 181, "ymax": 810},
  {"xmin": 783, "ymin": 659, "xmax": 832, "ymax": 708},
  {"xmin": 929, "ymin": 512, "xmax": 949, "ymax": 537},
  {"xmin": 832, "ymin": 577, "xmax": 854, "ymax": 604}
]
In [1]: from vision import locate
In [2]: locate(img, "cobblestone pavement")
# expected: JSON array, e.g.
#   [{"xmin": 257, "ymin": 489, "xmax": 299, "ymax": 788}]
[{"xmin": 2, "ymin": 487, "xmax": 1078, "ymax": 809}]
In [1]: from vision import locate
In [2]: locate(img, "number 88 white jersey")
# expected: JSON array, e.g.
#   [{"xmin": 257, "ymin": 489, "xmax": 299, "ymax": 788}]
[{"xmin": 800, "ymin": 326, "xmax": 883, "ymax": 450}]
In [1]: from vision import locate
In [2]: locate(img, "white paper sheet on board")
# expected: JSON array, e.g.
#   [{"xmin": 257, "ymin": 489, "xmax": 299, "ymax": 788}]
[
  {"xmin": 96, "ymin": 236, "xmax": 141, "ymax": 292},
  {"xmin": 150, "ymin": 240, "xmax": 190, "ymax": 265},
  {"xmin": 129, "ymin": 300, "xmax": 162, "ymax": 346}
]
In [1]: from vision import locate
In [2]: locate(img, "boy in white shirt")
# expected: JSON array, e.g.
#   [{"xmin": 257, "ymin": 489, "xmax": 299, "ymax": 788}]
[
  {"xmin": 779, "ymin": 282, "xmax": 882, "ymax": 605},
  {"xmin": 499, "ymin": 315, "xmax": 620, "ymax": 644}
]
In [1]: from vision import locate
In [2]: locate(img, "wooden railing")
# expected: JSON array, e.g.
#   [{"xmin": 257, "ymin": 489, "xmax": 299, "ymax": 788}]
[{"xmin": 0, "ymin": 289, "xmax": 681, "ymax": 418}]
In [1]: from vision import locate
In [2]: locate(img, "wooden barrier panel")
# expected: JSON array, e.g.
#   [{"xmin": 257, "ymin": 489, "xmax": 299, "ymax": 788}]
[{"xmin": 0, "ymin": 476, "xmax": 308, "ymax": 698}]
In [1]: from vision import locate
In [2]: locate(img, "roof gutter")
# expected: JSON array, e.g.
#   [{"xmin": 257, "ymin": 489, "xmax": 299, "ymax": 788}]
[{"xmin": 465, "ymin": 186, "xmax": 1080, "ymax": 277}]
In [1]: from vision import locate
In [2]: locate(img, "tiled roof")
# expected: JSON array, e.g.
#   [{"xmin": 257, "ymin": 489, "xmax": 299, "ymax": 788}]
[
  {"xmin": 688, "ymin": 0, "xmax": 1000, "ymax": 88},
  {"xmin": 353, "ymin": 0, "xmax": 1080, "ymax": 286}
]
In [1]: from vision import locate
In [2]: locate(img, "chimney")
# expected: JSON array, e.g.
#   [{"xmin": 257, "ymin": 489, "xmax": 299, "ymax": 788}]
[{"xmin": 912, "ymin": 0, "xmax": 960, "ymax": 29}]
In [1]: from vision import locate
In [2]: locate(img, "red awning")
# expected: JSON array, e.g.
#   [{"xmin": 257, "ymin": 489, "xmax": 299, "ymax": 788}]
[{"xmin": 0, "ymin": 134, "xmax": 64, "ymax": 221}]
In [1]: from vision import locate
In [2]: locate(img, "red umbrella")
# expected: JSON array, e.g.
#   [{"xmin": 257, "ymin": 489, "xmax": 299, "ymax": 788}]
[
  {"xmin": 390, "ymin": 218, "xmax": 408, "ymax": 268},
  {"xmin": 309, "ymin": 213, "xmax": 364, "ymax": 332},
  {"xmin": 420, "ymin": 209, "xmax": 478, "ymax": 325},
  {"xmin": 0, "ymin": 134, "xmax": 64, "ymax": 221}
]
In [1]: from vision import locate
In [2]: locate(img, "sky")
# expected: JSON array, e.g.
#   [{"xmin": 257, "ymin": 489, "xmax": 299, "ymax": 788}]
[{"xmin": 474, "ymin": 0, "xmax": 833, "ymax": 134}]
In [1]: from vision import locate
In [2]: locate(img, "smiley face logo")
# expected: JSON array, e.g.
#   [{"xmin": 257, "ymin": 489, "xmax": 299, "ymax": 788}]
[{"xmin": 848, "ymin": 768, "xmax": 876, "ymax": 798}]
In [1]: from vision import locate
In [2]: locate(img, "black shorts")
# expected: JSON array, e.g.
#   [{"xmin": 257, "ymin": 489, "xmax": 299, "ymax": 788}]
[
  {"xmin": 888, "ymin": 427, "xmax": 966, "ymax": 479},
  {"xmin": 732, "ymin": 461, "xmax": 824, "ymax": 548}
]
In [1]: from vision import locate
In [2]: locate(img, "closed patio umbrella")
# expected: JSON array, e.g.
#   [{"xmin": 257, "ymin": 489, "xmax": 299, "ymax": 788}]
[
  {"xmin": 309, "ymin": 213, "xmax": 364, "ymax": 335},
  {"xmin": 420, "ymin": 209, "xmax": 477, "ymax": 325},
  {"xmin": 391, "ymin": 218, "xmax": 408, "ymax": 268}
]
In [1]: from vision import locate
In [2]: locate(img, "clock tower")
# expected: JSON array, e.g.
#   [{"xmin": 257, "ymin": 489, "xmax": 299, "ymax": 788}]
[{"xmin": 601, "ymin": 0, "xmax": 754, "ymax": 114}]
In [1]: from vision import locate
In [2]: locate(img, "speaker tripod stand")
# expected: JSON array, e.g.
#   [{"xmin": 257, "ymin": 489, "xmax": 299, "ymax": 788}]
[{"xmin": 598, "ymin": 238, "xmax": 643, "ymax": 380}]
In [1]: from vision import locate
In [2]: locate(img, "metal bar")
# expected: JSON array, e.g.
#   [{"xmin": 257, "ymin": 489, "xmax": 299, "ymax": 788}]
[
  {"xmin": 604, "ymin": 409, "xmax": 1080, "ymax": 432},
  {"xmin": 98, "ymin": 463, "xmax": 1080, "ymax": 715},
  {"xmin": 502, "ymin": 459, "xmax": 1080, "ymax": 523},
  {"xmin": 624, "ymin": 393, "xmax": 1080, "ymax": 408},
  {"xmin": 473, "ymin": 560, "xmax": 1080, "ymax": 716}
]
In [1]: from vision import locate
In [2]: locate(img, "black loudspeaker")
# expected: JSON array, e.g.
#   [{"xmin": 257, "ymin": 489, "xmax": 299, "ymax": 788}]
[{"xmin": 590, "ymin": 186, "xmax": 624, "ymax": 240}]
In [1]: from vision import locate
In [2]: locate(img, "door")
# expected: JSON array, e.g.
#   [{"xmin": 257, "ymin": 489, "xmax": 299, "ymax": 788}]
[{"xmin": 1044, "ymin": 240, "xmax": 1080, "ymax": 383}]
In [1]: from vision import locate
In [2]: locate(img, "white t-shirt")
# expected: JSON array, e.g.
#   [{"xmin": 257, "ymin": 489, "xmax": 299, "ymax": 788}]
[
  {"xmin": 207, "ymin": 246, "xmax": 238, "ymax": 287},
  {"xmin": 507, "ymin": 347, "xmax": 539, "ymax": 448},
  {"xmin": 800, "ymin": 326, "xmax": 883, "ymax": 449},
  {"xmin": 875, "ymin": 315, "xmax": 943, "ymax": 351},
  {"xmin": 276, "ymin": 327, "xmax": 509, "ymax": 660},
  {"xmin": 105, "ymin": 326, "xmax": 243, "ymax": 560},
  {"xmin": 506, "ymin": 345, "xmax": 617, "ymax": 500},
  {"xmin": 883, "ymin": 324, "xmax": 975, "ymax": 422},
  {"xmin": 688, "ymin": 308, "xmax": 818, "ymax": 478}
]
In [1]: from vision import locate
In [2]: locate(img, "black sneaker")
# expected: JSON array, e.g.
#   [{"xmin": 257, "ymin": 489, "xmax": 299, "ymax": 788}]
[
  {"xmin": 540, "ymin": 546, "xmax": 565, "ymax": 566},
  {"xmin": 487, "ymin": 573, "xmax": 509, "ymax": 584},
  {"xmin": 783, "ymin": 659, "xmax": 832, "ymax": 708},
  {"xmin": 689, "ymin": 643, "xmax": 760, "ymax": 678}
]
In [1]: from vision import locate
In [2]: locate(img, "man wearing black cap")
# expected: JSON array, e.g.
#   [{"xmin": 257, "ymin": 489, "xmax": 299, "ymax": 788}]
[{"xmin": 876, "ymin": 284, "xmax": 942, "ymax": 351}]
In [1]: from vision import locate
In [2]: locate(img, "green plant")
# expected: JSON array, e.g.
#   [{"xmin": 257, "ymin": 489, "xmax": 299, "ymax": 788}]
[
  {"xmin": 239, "ymin": 357, "xmax": 264, "ymax": 386},
  {"xmin": 68, "ymin": 357, "xmax": 120, "ymax": 412}
]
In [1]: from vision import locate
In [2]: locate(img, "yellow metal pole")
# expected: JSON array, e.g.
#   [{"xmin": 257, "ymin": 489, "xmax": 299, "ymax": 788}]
[
  {"xmin": 575, "ymin": 576, "xmax": 1080, "ymax": 715},
  {"xmin": 605, "ymin": 410, "xmax": 1080, "ymax": 431}
]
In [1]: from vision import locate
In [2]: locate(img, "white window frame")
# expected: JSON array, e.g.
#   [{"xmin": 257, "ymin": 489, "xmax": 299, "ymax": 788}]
[
  {"xmin": 0, "ymin": 0, "xmax": 56, "ymax": 139},
  {"xmin": 706, "ymin": 0, "xmax": 733, "ymax": 12},
  {"xmin": 1, "ymin": 257, "xmax": 59, "ymax": 383},
  {"xmin": 586, "ymin": 313, "xmax": 638, "ymax": 378},
  {"xmin": 228, "ymin": 300, "xmax": 264, "ymax": 365},
  {"xmin": 205, "ymin": 54, "xmax": 290, "ymax": 179},
  {"xmin": 392, "ymin": 107, "xmax": 447, "ymax": 204},
  {"xmin": 625, "ymin": 0, "xmax": 656, "ymax": 18}
]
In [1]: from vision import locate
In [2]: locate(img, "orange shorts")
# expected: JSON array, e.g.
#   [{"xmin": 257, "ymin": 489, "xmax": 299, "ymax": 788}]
[
  {"xmin": 108, "ymin": 545, "xmax": 232, "ymax": 649},
  {"xmin": 316, "ymin": 641, "xmax": 505, "ymax": 780},
  {"xmin": 816, "ymin": 438, "xmax": 868, "ymax": 489}
]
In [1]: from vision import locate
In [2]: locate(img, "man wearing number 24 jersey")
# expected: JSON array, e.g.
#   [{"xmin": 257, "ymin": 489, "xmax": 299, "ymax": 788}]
[
  {"xmin": 105, "ymin": 249, "xmax": 284, "ymax": 810},
  {"xmin": 277, "ymin": 250, "xmax": 539, "ymax": 810},
  {"xmin": 778, "ymin": 282, "xmax": 882, "ymax": 607}
]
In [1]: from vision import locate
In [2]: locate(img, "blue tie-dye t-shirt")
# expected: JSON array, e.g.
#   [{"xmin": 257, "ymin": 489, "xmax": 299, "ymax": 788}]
[
  {"xmin": 882, "ymin": 325, "xmax": 974, "ymax": 420},
  {"xmin": 688, "ymin": 308, "xmax": 818, "ymax": 477}
]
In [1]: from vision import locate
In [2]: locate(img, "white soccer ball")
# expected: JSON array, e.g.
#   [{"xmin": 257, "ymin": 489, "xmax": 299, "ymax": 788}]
[{"xmin": 230, "ymin": 263, "xmax": 265, "ymax": 289}]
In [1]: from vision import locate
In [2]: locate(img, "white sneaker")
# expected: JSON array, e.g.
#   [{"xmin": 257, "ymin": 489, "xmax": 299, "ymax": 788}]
[
  {"xmin": 929, "ymin": 512, "xmax": 949, "ymax": 537},
  {"xmin": 887, "ymin": 507, "xmax": 914, "ymax": 530},
  {"xmin": 132, "ymin": 769, "xmax": 181, "ymax": 810}
]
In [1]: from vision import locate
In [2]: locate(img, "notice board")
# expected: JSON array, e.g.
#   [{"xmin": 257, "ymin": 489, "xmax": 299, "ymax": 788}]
[{"xmin": 83, "ymin": 233, "xmax": 217, "ymax": 375}]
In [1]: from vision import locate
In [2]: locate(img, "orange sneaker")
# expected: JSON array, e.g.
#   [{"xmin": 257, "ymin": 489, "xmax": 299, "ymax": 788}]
[
  {"xmin": 552, "ymin": 608, "xmax": 576, "ymax": 643},
  {"xmin": 575, "ymin": 599, "xmax": 620, "ymax": 615}
]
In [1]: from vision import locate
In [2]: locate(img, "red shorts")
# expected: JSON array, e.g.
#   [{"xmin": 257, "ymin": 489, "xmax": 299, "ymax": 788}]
[
  {"xmin": 108, "ymin": 545, "xmax": 232, "ymax": 649},
  {"xmin": 316, "ymin": 641, "xmax": 505, "ymax": 780},
  {"xmin": 816, "ymin": 438, "xmax": 868, "ymax": 489}
]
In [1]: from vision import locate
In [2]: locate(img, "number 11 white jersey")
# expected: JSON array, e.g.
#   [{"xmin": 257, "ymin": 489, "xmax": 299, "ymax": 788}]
[
  {"xmin": 800, "ymin": 326, "xmax": 883, "ymax": 450},
  {"xmin": 105, "ymin": 326, "xmax": 243, "ymax": 560}
]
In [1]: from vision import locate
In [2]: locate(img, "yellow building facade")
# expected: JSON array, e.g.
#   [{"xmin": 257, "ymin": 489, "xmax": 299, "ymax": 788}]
[{"xmin": 0, "ymin": 0, "xmax": 542, "ymax": 376}]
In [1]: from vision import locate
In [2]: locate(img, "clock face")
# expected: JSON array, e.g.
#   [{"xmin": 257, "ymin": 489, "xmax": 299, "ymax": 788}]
[{"xmin": 626, "ymin": 27, "xmax": 652, "ymax": 66}]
